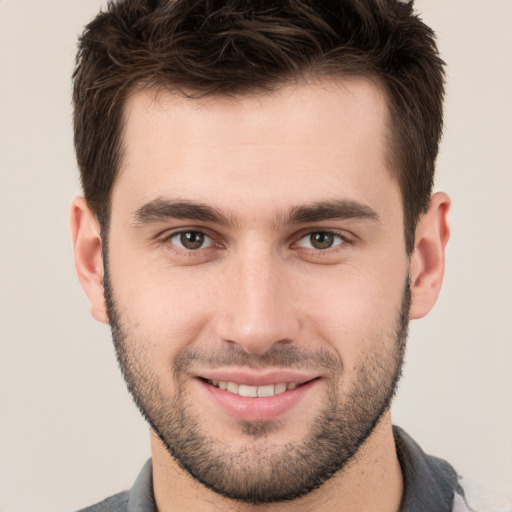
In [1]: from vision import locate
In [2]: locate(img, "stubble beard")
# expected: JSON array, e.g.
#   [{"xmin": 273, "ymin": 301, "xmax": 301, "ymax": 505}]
[{"xmin": 104, "ymin": 263, "xmax": 410, "ymax": 504}]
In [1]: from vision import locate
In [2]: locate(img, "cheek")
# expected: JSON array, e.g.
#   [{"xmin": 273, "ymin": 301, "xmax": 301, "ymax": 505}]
[
  {"xmin": 110, "ymin": 271, "xmax": 218, "ymax": 388},
  {"xmin": 297, "ymin": 263, "xmax": 407, "ymax": 363},
  {"xmin": 108, "ymin": 251, "xmax": 218, "ymax": 353}
]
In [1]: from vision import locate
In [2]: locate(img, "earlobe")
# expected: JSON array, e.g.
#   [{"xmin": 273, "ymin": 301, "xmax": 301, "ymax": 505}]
[
  {"xmin": 409, "ymin": 192, "xmax": 451, "ymax": 320},
  {"xmin": 70, "ymin": 197, "xmax": 109, "ymax": 324}
]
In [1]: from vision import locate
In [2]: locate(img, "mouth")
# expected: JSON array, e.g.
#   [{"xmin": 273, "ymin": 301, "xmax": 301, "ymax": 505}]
[
  {"xmin": 198, "ymin": 375, "xmax": 322, "ymax": 422},
  {"xmin": 204, "ymin": 379, "xmax": 304, "ymax": 398},
  {"xmin": 196, "ymin": 372, "xmax": 321, "ymax": 421}
]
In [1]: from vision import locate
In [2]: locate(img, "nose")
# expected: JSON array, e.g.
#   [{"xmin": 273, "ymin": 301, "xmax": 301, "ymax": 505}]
[{"xmin": 214, "ymin": 248, "xmax": 301, "ymax": 355}]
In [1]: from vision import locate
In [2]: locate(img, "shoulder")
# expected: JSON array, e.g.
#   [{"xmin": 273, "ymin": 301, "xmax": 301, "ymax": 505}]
[
  {"xmin": 75, "ymin": 491, "xmax": 129, "ymax": 512},
  {"xmin": 453, "ymin": 478, "xmax": 512, "ymax": 512}
]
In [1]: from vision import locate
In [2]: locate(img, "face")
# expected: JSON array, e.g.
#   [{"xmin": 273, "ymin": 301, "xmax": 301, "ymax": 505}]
[{"xmin": 104, "ymin": 79, "xmax": 411, "ymax": 503}]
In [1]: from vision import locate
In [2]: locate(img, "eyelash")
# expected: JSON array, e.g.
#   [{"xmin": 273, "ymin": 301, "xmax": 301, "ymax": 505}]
[
  {"xmin": 294, "ymin": 230, "xmax": 349, "ymax": 251},
  {"xmin": 159, "ymin": 229, "xmax": 218, "ymax": 255}
]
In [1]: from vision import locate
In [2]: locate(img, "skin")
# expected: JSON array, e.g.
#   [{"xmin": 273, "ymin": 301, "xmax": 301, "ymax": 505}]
[{"xmin": 71, "ymin": 77, "xmax": 450, "ymax": 512}]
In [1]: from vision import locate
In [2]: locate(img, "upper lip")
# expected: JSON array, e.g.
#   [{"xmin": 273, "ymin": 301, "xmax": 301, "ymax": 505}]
[{"xmin": 196, "ymin": 369, "xmax": 319, "ymax": 387}]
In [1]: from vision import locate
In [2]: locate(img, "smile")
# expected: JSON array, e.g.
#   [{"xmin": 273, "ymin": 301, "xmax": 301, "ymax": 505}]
[
  {"xmin": 207, "ymin": 379, "xmax": 300, "ymax": 397},
  {"xmin": 199, "ymin": 375, "xmax": 319, "ymax": 420}
]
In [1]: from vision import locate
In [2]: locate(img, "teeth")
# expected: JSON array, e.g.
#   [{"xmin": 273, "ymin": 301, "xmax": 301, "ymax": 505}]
[
  {"xmin": 208, "ymin": 380, "xmax": 301, "ymax": 397},
  {"xmin": 274, "ymin": 383, "xmax": 287, "ymax": 394},
  {"xmin": 226, "ymin": 382, "xmax": 239, "ymax": 394},
  {"xmin": 257, "ymin": 384, "xmax": 275, "ymax": 397},
  {"xmin": 238, "ymin": 384, "xmax": 258, "ymax": 397}
]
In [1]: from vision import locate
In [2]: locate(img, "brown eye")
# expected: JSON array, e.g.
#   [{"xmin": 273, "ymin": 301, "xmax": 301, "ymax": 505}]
[
  {"xmin": 297, "ymin": 231, "xmax": 344, "ymax": 250},
  {"xmin": 170, "ymin": 231, "xmax": 212, "ymax": 250},
  {"xmin": 310, "ymin": 232, "xmax": 334, "ymax": 249}
]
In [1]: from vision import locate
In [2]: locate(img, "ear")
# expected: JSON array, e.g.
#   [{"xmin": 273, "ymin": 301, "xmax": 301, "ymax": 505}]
[
  {"xmin": 70, "ymin": 197, "xmax": 109, "ymax": 324},
  {"xmin": 409, "ymin": 192, "xmax": 451, "ymax": 319}
]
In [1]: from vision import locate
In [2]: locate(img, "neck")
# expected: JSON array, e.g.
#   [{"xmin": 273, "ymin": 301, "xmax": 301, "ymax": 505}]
[{"xmin": 151, "ymin": 412, "xmax": 403, "ymax": 512}]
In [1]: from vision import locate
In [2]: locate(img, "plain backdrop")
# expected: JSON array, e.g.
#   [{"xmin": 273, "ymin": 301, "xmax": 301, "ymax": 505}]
[{"xmin": 1, "ymin": 1, "xmax": 511, "ymax": 511}]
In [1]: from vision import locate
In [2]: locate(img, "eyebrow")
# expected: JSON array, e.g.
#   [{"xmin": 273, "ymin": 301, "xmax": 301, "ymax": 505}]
[
  {"xmin": 286, "ymin": 200, "xmax": 380, "ymax": 224},
  {"xmin": 132, "ymin": 197, "xmax": 380, "ymax": 228},
  {"xmin": 133, "ymin": 198, "xmax": 236, "ymax": 227}
]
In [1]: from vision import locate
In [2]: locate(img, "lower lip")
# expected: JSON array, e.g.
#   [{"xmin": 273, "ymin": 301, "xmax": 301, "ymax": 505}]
[{"xmin": 198, "ymin": 379, "xmax": 319, "ymax": 422}]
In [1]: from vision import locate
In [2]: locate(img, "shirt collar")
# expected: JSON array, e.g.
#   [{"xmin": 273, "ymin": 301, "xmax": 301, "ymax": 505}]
[
  {"xmin": 127, "ymin": 459, "xmax": 157, "ymax": 512},
  {"xmin": 394, "ymin": 426, "xmax": 462, "ymax": 512}
]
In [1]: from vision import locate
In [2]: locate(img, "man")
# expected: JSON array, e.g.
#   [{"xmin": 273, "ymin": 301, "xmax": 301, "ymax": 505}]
[{"xmin": 69, "ymin": 1, "xmax": 507, "ymax": 511}]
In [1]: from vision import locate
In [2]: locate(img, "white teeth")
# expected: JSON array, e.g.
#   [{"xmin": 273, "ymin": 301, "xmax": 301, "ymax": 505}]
[
  {"xmin": 238, "ymin": 384, "xmax": 258, "ymax": 397},
  {"xmin": 257, "ymin": 384, "xmax": 275, "ymax": 397},
  {"xmin": 226, "ymin": 382, "xmax": 239, "ymax": 394},
  {"xmin": 209, "ymin": 380, "xmax": 301, "ymax": 397},
  {"xmin": 274, "ymin": 383, "xmax": 287, "ymax": 394}
]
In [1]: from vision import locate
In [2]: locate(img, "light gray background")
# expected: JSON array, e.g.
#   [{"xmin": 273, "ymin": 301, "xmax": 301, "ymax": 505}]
[{"xmin": 1, "ymin": 1, "xmax": 511, "ymax": 511}]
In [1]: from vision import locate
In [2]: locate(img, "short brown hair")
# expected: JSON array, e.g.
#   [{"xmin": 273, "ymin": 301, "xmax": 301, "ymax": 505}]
[{"xmin": 73, "ymin": 0, "xmax": 445, "ymax": 252}]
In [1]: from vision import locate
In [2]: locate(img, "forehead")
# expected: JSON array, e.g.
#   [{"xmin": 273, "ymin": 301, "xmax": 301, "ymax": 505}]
[{"xmin": 114, "ymin": 77, "xmax": 398, "ymax": 220}]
